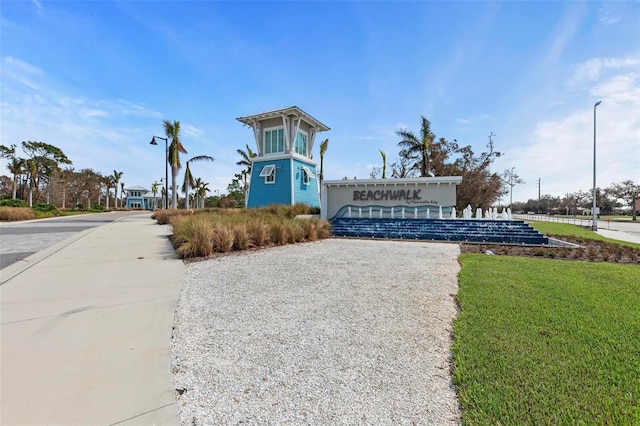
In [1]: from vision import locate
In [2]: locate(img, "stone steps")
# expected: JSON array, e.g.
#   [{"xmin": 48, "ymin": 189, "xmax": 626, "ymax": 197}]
[{"xmin": 330, "ymin": 218, "xmax": 549, "ymax": 245}]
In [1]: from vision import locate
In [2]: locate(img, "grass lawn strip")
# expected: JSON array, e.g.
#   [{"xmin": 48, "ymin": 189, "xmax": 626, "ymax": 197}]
[{"xmin": 453, "ymin": 254, "xmax": 640, "ymax": 425}]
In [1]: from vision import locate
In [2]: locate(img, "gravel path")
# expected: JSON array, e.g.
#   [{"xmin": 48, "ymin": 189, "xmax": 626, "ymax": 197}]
[{"xmin": 172, "ymin": 239, "xmax": 461, "ymax": 425}]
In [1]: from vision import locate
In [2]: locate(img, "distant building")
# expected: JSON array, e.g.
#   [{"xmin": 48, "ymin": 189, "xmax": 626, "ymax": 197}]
[
  {"xmin": 237, "ymin": 106, "xmax": 330, "ymax": 209},
  {"xmin": 124, "ymin": 185, "xmax": 162, "ymax": 210}
]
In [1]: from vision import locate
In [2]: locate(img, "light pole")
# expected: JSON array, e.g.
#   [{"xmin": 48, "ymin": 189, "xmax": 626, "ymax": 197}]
[
  {"xmin": 592, "ymin": 101, "xmax": 602, "ymax": 231},
  {"xmin": 150, "ymin": 136, "xmax": 169, "ymax": 209}
]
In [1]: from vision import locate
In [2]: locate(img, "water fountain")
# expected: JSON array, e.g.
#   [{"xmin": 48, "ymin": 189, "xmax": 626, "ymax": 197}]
[
  {"xmin": 347, "ymin": 206, "xmax": 352, "ymax": 218},
  {"xmin": 451, "ymin": 207, "xmax": 456, "ymax": 219},
  {"xmin": 438, "ymin": 205, "xmax": 443, "ymax": 219},
  {"xmin": 426, "ymin": 208, "xmax": 430, "ymax": 219},
  {"xmin": 401, "ymin": 207, "xmax": 405, "ymax": 219},
  {"xmin": 391, "ymin": 207, "xmax": 395, "ymax": 219},
  {"xmin": 414, "ymin": 207, "xmax": 418, "ymax": 219},
  {"xmin": 369, "ymin": 207, "xmax": 373, "ymax": 218},
  {"xmin": 358, "ymin": 207, "xmax": 362, "ymax": 218}
]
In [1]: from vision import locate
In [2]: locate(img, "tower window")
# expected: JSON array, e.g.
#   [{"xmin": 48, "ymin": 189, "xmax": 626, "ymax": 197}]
[{"xmin": 260, "ymin": 164, "xmax": 276, "ymax": 183}]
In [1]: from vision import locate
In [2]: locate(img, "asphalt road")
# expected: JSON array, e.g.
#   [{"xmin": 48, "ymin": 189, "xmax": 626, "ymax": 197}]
[{"xmin": 0, "ymin": 211, "xmax": 143, "ymax": 270}]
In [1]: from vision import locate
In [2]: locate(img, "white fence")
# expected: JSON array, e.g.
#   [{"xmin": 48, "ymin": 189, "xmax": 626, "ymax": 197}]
[{"xmin": 514, "ymin": 214, "xmax": 596, "ymax": 228}]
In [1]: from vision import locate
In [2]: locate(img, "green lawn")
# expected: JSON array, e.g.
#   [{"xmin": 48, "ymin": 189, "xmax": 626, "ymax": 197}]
[
  {"xmin": 453, "ymin": 254, "xmax": 640, "ymax": 425},
  {"xmin": 529, "ymin": 221, "xmax": 640, "ymax": 249}
]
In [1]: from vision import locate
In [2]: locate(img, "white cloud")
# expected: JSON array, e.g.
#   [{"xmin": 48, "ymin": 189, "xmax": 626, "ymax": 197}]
[
  {"xmin": 568, "ymin": 56, "xmax": 640, "ymax": 89},
  {"xmin": 505, "ymin": 56, "xmax": 640, "ymax": 202},
  {"xmin": 599, "ymin": 6, "xmax": 621, "ymax": 26},
  {"xmin": 182, "ymin": 124, "xmax": 204, "ymax": 137}
]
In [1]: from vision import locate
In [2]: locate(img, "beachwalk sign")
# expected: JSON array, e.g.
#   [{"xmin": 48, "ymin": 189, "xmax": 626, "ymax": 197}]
[{"xmin": 320, "ymin": 177, "xmax": 462, "ymax": 220}]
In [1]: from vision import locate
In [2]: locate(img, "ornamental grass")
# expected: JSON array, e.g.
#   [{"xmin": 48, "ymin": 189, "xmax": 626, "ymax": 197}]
[
  {"xmin": 164, "ymin": 204, "xmax": 330, "ymax": 259},
  {"xmin": 0, "ymin": 207, "xmax": 35, "ymax": 221}
]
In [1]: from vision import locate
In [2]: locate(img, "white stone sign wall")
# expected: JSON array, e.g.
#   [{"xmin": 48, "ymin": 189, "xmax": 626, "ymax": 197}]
[{"xmin": 321, "ymin": 177, "xmax": 462, "ymax": 220}]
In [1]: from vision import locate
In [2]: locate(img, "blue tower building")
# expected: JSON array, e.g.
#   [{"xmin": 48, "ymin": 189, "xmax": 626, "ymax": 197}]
[{"xmin": 237, "ymin": 106, "xmax": 330, "ymax": 209}]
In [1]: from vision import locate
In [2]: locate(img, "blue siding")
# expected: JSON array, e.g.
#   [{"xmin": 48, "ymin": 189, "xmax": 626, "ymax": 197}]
[
  {"xmin": 126, "ymin": 197, "xmax": 150, "ymax": 209},
  {"xmin": 247, "ymin": 159, "xmax": 292, "ymax": 208},
  {"xmin": 292, "ymin": 159, "xmax": 320, "ymax": 208}
]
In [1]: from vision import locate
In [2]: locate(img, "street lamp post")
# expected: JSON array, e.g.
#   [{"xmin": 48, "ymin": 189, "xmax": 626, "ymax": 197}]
[
  {"xmin": 592, "ymin": 101, "xmax": 602, "ymax": 231},
  {"xmin": 150, "ymin": 136, "xmax": 169, "ymax": 209}
]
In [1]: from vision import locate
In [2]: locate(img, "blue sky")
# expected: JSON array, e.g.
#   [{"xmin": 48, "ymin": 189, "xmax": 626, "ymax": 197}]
[{"xmin": 1, "ymin": 0, "xmax": 638, "ymax": 203}]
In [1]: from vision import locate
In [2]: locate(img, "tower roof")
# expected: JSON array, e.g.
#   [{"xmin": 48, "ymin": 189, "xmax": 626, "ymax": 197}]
[{"xmin": 236, "ymin": 106, "xmax": 330, "ymax": 132}]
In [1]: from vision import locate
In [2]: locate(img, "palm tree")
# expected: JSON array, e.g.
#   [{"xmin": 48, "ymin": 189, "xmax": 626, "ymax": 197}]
[
  {"xmin": 7, "ymin": 157, "xmax": 25, "ymax": 200},
  {"xmin": 104, "ymin": 175, "xmax": 115, "ymax": 210},
  {"xmin": 181, "ymin": 155, "xmax": 215, "ymax": 209},
  {"xmin": 236, "ymin": 144, "xmax": 256, "ymax": 204},
  {"xmin": 26, "ymin": 159, "xmax": 37, "ymax": 207},
  {"xmin": 57, "ymin": 167, "xmax": 75, "ymax": 209},
  {"xmin": 379, "ymin": 149, "xmax": 387, "ymax": 179},
  {"xmin": 396, "ymin": 116, "xmax": 434, "ymax": 177},
  {"xmin": 163, "ymin": 120, "xmax": 188, "ymax": 209},
  {"xmin": 319, "ymin": 138, "xmax": 329, "ymax": 182},
  {"xmin": 151, "ymin": 181, "xmax": 160, "ymax": 210},
  {"xmin": 236, "ymin": 144, "xmax": 256, "ymax": 171},
  {"xmin": 120, "ymin": 182, "xmax": 125, "ymax": 207},
  {"xmin": 112, "ymin": 170, "xmax": 123, "ymax": 208},
  {"xmin": 196, "ymin": 180, "xmax": 209, "ymax": 208}
]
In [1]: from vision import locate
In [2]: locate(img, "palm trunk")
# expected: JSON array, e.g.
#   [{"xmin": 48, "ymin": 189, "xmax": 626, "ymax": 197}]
[
  {"xmin": 184, "ymin": 180, "xmax": 189, "ymax": 210},
  {"xmin": 172, "ymin": 166, "xmax": 178, "ymax": 209}
]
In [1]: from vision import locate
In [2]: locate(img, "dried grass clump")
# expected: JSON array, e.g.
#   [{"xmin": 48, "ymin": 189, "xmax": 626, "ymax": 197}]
[
  {"xmin": 287, "ymin": 222, "xmax": 306, "ymax": 243},
  {"xmin": 212, "ymin": 228, "xmax": 234, "ymax": 253},
  {"xmin": 301, "ymin": 220, "xmax": 318, "ymax": 241},
  {"xmin": 172, "ymin": 215, "xmax": 215, "ymax": 258},
  {"xmin": 152, "ymin": 209, "xmax": 184, "ymax": 225},
  {"xmin": 0, "ymin": 207, "xmax": 35, "ymax": 221},
  {"xmin": 270, "ymin": 223, "xmax": 287, "ymax": 245},
  {"xmin": 247, "ymin": 221, "xmax": 270, "ymax": 247},
  {"xmin": 314, "ymin": 219, "xmax": 332, "ymax": 239},
  {"xmin": 232, "ymin": 225, "xmax": 250, "ymax": 250},
  {"xmin": 167, "ymin": 204, "xmax": 331, "ymax": 259}
]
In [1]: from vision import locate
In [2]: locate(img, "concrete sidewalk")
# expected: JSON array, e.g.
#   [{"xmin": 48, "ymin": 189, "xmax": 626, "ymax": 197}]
[
  {"xmin": 596, "ymin": 229, "xmax": 640, "ymax": 244},
  {"xmin": 1, "ymin": 212, "xmax": 184, "ymax": 425}
]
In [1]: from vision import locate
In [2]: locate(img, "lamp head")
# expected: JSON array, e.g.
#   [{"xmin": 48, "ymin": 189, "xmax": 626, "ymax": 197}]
[
  {"xmin": 150, "ymin": 137, "xmax": 158, "ymax": 145},
  {"xmin": 595, "ymin": 101, "xmax": 602, "ymax": 107}
]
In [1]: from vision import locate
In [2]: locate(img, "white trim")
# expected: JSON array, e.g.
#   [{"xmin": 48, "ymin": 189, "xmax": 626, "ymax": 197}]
[
  {"xmin": 263, "ymin": 125, "xmax": 285, "ymax": 155},
  {"xmin": 322, "ymin": 176, "xmax": 463, "ymax": 187},
  {"xmin": 302, "ymin": 166, "xmax": 315, "ymax": 184},
  {"xmin": 290, "ymin": 158, "xmax": 295, "ymax": 204},
  {"xmin": 281, "ymin": 115, "xmax": 290, "ymax": 152},
  {"xmin": 259, "ymin": 164, "xmax": 275, "ymax": 177},
  {"xmin": 294, "ymin": 129, "xmax": 309, "ymax": 157},
  {"xmin": 237, "ymin": 106, "xmax": 330, "ymax": 132}
]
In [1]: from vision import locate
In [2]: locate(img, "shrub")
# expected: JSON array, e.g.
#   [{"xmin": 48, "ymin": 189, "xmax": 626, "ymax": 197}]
[
  {"xmin": 74, "ymin": 203, "xmax": 84, "ymax": 210},
  {"xmin": 219, "ymin": 197, "xmax": 237, "ymax": 209},
  {"xmin": 0, "ymin": 207, "xmax": 35, "ymax": 221},
  {"xmin": 33, "ymin": 203, "xmax": 57, "ymax": 213},
  {"xmin": 91, "ymin": 204, "xmax": 105, "ymax": 211},
  {"xmin": 0, "ymin": 199, "xmax": 28, "ymax": 207}
]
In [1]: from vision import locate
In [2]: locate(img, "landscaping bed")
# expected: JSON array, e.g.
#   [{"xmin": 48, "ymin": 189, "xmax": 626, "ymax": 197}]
[{"xmin": 461, "ymin": 235, "xmax": 640, "ymax": 264}]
